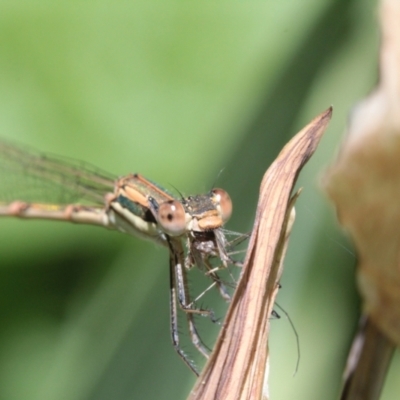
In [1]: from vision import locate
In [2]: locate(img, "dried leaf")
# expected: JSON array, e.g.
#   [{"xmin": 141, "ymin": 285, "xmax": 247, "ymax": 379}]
[
  {"xmin": 323, "ymin": 0, "xmax": 400, "ymax": 347},
  {"xmin": 188, "ymin": 107, "xmax": 332, "ymax": 400}
]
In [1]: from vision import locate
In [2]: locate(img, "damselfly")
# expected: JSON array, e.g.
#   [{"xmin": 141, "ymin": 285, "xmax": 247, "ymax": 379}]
[{"xmin": 0, "ymin": 138, "xmax": 242, "ymax": 375}]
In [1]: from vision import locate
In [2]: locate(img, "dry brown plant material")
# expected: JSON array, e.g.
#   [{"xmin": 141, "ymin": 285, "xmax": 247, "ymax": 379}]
[
  {"xmin": 323, "ymin": 0, "xmax": 400, "ymax": 398},
  {"xmin": 188, "ymin": 107, "xmax": 332, "ymax": 400}
]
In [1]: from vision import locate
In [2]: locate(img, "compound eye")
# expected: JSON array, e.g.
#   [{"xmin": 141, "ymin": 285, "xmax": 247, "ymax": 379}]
[
  {"xmin": 157, "ymin": 200, "xmax": 186, "ymax": 236},
  {"xmin": 211, "ymin": 188, "xmax": 232, "ymax": 223}
]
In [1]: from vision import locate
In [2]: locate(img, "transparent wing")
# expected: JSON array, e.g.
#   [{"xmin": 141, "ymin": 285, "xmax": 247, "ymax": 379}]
[{"xmin": 0, "ymin": 139, "xmax": 116, "ymax": 206}]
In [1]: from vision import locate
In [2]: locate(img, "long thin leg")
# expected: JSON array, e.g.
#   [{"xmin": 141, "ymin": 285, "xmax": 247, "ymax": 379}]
[
  {"xmin": 167, "ymin": 238, "xmax": 212, "ymax": 375},
  {"xmin": 168, "ymin": 245, "xmax": 199, "ymax": 375},
  {"xmin": 202, "ymin": 259, "xmax": 231, "ymax": 302},
  {"xmin": 196, "ymin": 256, "xmax": 232, "ymax": 303},
  {"xmin": 214, "ymin": 228, "xmax": 244, "ymax": 268}
]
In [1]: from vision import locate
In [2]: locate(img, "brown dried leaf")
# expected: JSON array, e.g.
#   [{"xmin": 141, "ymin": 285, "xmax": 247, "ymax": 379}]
[
  {"xmin": 323, "ymin": 0, "xmax": 400, "ymax": 347},
  {"xmin": 188, "ymin": 107, "xmax": 332, "ymax": 400}
]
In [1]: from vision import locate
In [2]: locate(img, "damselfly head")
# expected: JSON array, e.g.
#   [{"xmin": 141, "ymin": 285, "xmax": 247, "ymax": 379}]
[{"xmin": 147, "ymin": 187, "xmax": 233, "ymax": 236}]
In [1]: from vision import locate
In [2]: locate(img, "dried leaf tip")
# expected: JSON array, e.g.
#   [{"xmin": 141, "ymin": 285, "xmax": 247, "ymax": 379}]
[{"xmin": 189, "ymin": 108, "xmax": 331, "ymax": 400}]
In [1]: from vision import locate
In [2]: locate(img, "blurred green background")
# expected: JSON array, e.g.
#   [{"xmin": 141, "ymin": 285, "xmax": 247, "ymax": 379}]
[{"xmin": 0, "ymin": 1, "xmax": 398, "ymax": 399}]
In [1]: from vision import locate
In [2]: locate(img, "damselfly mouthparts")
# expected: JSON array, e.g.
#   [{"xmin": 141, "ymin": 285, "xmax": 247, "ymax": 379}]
[{"xmin": 0, "ymin": 138, "xmax": 242, "ymax": 375}]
